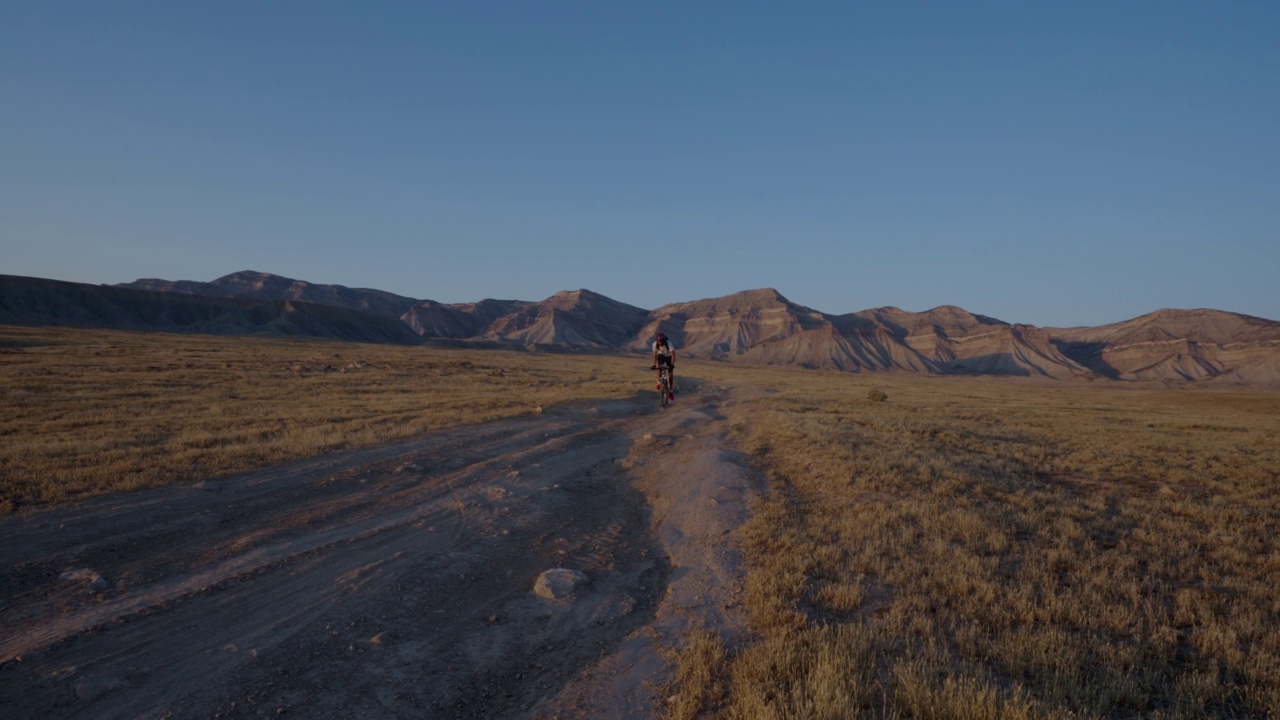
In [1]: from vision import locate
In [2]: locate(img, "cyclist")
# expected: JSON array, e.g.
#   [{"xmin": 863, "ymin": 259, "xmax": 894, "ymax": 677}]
[{"xmin": 651, "ymin": 332, "xmax": 676, "ymax": 401}]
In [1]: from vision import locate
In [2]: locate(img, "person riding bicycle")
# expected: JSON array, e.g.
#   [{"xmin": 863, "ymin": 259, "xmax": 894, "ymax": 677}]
[{"xmin": 651, "ymin": 332, "xmax": 676, "ymax": 400}]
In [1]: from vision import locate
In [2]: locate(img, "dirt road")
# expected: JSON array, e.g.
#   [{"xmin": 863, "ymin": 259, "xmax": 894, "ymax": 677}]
[{"xmin": 0, "ymin": 382, "xmax": 763, "ymax": 719}]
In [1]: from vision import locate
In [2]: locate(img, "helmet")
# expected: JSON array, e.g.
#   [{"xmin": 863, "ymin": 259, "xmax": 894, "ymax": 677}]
[{"xmin": 656, "ymin": 332, "xmax": 666, "ymax": 341}]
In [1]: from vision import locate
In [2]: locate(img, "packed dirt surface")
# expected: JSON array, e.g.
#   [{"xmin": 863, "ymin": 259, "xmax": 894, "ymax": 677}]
[{"xmin": 0, "ymin": 381, "xmax": 764, "ymax": 719}]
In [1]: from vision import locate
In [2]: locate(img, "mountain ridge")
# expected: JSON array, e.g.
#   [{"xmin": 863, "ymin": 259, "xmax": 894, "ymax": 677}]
[
  {"xmin": 122, "ymin": 271, "xmax": 421, "ymax": 318},
  {"xmin": 3, "ymin": 271, "xmax": 1276, "ymax": 385},
  {"xmin": 2, "ymin": 274, "xmax": 422, "ymax": 344}
]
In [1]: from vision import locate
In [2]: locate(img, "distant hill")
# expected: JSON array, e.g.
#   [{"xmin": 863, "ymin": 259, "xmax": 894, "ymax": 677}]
[
  {"xmin": 1, "ymin": 275, "xmax": 422, "ymax": 344},
  {"xmin": 631, "ymin": 289, "xmax": 929, "ymax": 372},
  {"xmin": 9, "ymin": 271, "xmax": 1278, "ymax": 386},
  {"xmin": 402, "ymin": 290, "xmax": 648, "ymax": 349},
  {"xmin": 623, "ymin": 290, "xmax": 1093, "ymax": 378},
  {"xmin": 402, "ymin": 299, "xmax": 532, "ymax": 339},
  {"xmin": 120, "ymin": 271, "xmax": 420, "ymax": 318},
  {"xmin": 483, "ymin": 289, "xmax": 650, "ymax": 348}
]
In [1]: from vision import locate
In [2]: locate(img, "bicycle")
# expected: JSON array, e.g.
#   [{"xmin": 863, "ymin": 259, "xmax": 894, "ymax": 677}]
[{"xmin": 651, "ymin": 363, "xmax": 673, "ymax": 409}]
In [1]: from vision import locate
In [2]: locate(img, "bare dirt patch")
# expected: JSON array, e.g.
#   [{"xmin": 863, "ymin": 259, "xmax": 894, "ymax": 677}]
[
  {"xmin": 532, "ymin": 384, "xmax": 764, "ymax": 719},
  {"xmin": 0, "ymin": 383, "xmax": 761, "ymax": 719}
]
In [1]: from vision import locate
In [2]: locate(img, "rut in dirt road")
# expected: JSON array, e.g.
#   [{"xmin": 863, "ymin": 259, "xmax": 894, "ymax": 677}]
[{"xmin": 0, "ymin": 382, "xmax": 763, "ymax": 719}]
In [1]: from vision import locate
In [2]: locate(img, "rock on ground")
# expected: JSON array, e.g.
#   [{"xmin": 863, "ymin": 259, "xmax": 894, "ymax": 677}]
[
  {"xmin": 59, "ymin": 568, "xmax": 110, "ymax": 593},
  {"xmin": 534, "ymin": 569, "xmax": 589, "ymax": 599}
]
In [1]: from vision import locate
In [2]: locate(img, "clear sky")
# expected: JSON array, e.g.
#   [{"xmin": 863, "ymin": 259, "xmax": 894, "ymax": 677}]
[{"xmin": 2, "ymin": 2, "xmax": 1277, "ymax": 327}]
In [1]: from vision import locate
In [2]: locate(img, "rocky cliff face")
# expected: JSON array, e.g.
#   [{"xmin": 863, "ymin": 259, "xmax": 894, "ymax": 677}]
[
  {"xmin": 48, "ymin": 272, "xmax": 1277, "ymax": 385},
  {"xmin": 938, "ymin": 325, "xmax": 1091, "ymax": 379},
  {"xmin": 1049, "ymin": 309, "xmax": 1280, "ymax": 383},
  {"xmin": 632, "ymin": 289, "xmax": 829, "ymax": 357}
]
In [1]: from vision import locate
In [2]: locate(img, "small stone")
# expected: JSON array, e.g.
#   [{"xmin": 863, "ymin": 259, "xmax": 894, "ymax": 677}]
[
  {"xmin": 370, "ymin": 632, "xmax": 388, "ymax": 645},
  {"xmin": 1158, "ymin": 484, "xmax": 1176, "ymax": 496},
  {"xmin": 73, "ymin": 674, "xmax": 127, "ymax": 701},
  {"xmin": 534, "ymin": 569, "xmax": 589, "ymax": 600},
  {"xmin": 59, "ymin": 568, "xmax": 110, "ymax": 593}
]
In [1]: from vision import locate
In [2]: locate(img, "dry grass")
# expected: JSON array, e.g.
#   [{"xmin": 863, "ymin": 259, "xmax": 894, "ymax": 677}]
[
  {"xmin": 0, "ymin": 326, "xmax": 643, "ymax": 507},
  {"xmin": 675, "ymin": 364, "xmax": 1280, "ymax": 719},
  {"xmin": 666, "ymin": 630, "xmax": 730, "ymax": 720}
]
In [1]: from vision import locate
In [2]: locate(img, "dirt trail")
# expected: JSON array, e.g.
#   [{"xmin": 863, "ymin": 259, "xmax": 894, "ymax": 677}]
[{"xmin": 0, "ymin": 382, "xmax": 763, "ymax": 719}]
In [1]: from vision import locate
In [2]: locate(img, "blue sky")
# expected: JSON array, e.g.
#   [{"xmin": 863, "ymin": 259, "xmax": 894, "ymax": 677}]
[{"xmin": 2, "ymin": 2, "xmax": 1277, "ymax": 326}]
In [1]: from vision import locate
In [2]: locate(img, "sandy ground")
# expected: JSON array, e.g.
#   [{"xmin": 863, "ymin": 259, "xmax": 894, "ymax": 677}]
[{"xmin": 0, "ymin": 381, "xmax": 763, "ymax": 719}]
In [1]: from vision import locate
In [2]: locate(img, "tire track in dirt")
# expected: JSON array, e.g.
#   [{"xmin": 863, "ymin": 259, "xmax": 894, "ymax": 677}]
[{"xmin": 0, "ymin": 383, "xmax": 762, "ymax": 719}]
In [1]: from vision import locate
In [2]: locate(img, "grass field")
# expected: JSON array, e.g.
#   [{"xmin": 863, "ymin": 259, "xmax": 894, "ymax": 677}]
[
  {"xmin": 4, "ymin": 327, "xmax": 1278, "ymax": 717},
  {"xmin": 673, "ymin": 365, "xmax": 1280, "ymax": 719},
  {"xmin": 0, "ymin": 326, "xmax": 643, "ymax": 508}
]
